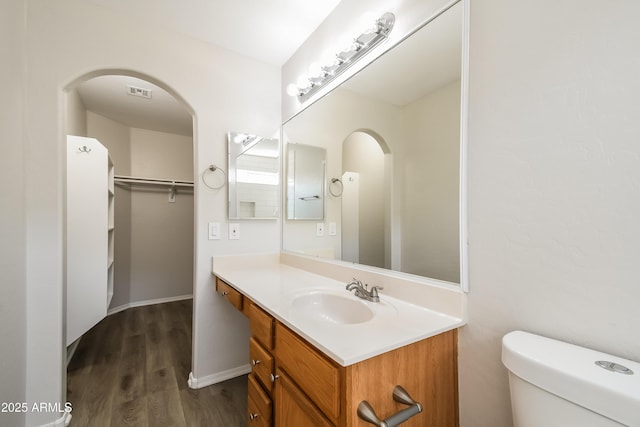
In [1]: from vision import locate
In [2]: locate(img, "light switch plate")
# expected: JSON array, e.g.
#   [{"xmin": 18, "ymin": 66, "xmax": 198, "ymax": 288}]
[
  {"xmin": 329, "ymin": 222, "xmax": 337, "ymax": 236},
  {"xmin": 208, "ymin": 222, "xmax": 220, "ymax": 240}
]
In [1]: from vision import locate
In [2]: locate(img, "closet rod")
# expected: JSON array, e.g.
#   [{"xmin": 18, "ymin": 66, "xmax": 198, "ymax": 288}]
[{"xmin": 114, "ymin": 175, "xmax": 194, "ymax": 187}]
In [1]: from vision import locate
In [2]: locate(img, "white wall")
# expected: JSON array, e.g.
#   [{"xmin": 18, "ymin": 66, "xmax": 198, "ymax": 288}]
[
  {"xmin": 65, "ymin": 88, "xmax": 87, "ymax": 136},
  {"xmin": 402, "ymin": 80, "xmax": 460, "ymax": 282},
  {"xmin": 87, "ymin": 114, "xmax": 195, "ymax": 307},
  {"xmin": 460, "ymin": 1, "xmax": 640, "ymax": 425},
  {"xmin": 0, "ymin": 0, "xmax": 27, "ymax": 426},
  {"xmin": 22, "ymin": 0, "xmax": 280, "ymax": 425},
  {"xmin": 129, "ymin": 127, "xmax": 194, "ymax": 303}
]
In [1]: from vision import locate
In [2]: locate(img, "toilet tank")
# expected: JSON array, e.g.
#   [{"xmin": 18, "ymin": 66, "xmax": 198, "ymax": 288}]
[{"xmin": 502, "ymin": 331, "xmax": 640, "ymax": 427}]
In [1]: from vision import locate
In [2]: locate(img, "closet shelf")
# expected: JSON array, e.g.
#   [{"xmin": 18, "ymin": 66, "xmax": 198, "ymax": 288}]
[{"xmin": 114, "ymin": 175, "xmax": 194, "ymax": 188}]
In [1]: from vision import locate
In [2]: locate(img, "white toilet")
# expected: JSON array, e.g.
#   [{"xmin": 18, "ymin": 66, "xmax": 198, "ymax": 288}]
[{"xmin": 502, "ymin": 331, "xmax": 640, "ymax": 427}]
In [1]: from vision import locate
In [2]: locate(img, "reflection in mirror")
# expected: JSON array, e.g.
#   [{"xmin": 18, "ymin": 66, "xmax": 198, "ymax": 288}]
[
  {"xmin": 286, "ymin": 144, "xmax": 326, "ymax": 220},
  {"xmin": 282, "ymin": 1, "xmax": 463, "ymax": 284},
  {"xmin": 228, "ymin": 132, "xmax": 279, "ymax": 219}
]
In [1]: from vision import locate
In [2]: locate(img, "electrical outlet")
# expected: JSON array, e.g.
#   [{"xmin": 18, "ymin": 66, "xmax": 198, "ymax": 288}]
[
  {"xmin": 229, "ymin": 223, "xmax": 240, "ymax": 240},
  {"xmin": 316, "ymin": 223, "xmax": 325, "ymax": 236}
]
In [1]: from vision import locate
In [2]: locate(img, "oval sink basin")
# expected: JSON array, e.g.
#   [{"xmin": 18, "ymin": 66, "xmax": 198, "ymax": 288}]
[{"xmin": 291, "ymin": 292, "xmax": 374, "ymax": 325}]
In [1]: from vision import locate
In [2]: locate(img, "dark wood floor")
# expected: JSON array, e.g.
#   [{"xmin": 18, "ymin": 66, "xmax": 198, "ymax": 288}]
[{"xmin": 67, "ymin": 300, "xmax": 247, "ymax": 426}]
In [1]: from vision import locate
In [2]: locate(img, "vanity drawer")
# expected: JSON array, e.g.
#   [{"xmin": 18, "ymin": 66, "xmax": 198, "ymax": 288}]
[
  {"xmin": 248, "ymin": 374, "xmax": 272, "ymax": 427},
  {"xmin": 249, "ymin": 303, "xmax": 274, "ymax": 350},
  {"xmin": 275, "ymin": 322, "xmax": 341, "ymax": 423},
  {"xmin": 216, "ymin": 277, "xmax": 243, "ymax": 312},
  {"xmin": 250, "ymin": 337, "xmax": 274, "ymax": 393}
]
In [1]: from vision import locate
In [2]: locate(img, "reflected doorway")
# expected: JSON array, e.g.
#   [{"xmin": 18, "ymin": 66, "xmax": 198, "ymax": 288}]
[{"xmin": 341, "ymin": 131, "xmax": 387, "ymax": 269}]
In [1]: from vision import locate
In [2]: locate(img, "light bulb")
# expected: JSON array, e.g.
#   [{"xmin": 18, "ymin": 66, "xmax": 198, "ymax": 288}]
[
  {"xmin": 358, "ymin": 11, "xmax": 377, "ymax": 33},
  {"xmin": 308, "ymin": 62, "xmax": 323, "ymax": 79},
  {"xmin": 296, "ymin": 75, "xmax": 311, "ymax": 91},
  {"xmin": 286, "ymin": 83, "xmax": 299, "ymax": 97}
]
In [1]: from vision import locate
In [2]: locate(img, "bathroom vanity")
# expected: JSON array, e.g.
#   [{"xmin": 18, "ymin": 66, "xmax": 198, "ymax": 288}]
[{"xmin": 212, "ymin": 253, "xmax": 465, "ymax": 427}]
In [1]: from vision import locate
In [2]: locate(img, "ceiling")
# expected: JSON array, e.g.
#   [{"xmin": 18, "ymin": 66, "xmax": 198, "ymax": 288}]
[
  {"xmin": 77, "ymin": 75, "xmax": 194, "ymax": 136},
  {"xmin": 83, "ymin": 0, "xmax": 342, "ymax": 66},
  {"xmin": 75, "ymin": 1, "xmax": 462, "ymax": 137},
  {"xmin": 76, "ymin": 0, "xmax": 342, "ymax": 136}
]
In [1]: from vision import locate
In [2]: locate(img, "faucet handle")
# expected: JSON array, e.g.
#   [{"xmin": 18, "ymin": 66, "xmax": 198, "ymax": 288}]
[{"xmin": 370, "ymin": 285, "xmax": 384, "ymax": 298}]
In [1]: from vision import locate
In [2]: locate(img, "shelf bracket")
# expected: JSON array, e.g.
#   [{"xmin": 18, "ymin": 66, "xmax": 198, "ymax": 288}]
[{"xmin": 168, "ymin": 182, "xmax": 176, "ymax": 203}]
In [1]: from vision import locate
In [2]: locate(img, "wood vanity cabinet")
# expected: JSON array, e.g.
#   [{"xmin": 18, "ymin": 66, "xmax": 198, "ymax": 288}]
[{"xmin": 215, "ymin": 277, "xmax": 459, "ymax": 427}]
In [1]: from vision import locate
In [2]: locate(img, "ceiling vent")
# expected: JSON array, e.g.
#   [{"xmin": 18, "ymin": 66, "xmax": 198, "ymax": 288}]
[{"xmin": 127, "ymin": 85, "xmax": 152, "ymax": 99}]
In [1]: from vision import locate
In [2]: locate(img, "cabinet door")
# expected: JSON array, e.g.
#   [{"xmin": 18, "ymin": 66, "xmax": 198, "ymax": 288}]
[
  {"xmin": 274, "ymin": 369, "xmax": 334, "ymax": 427},
  {"xmin": 275, "ymin": 322, "xmax": 341, "ymax": 422},
  {"xmin": 248, "ymin": 374, "xmax": 272, "ymax": 427}
]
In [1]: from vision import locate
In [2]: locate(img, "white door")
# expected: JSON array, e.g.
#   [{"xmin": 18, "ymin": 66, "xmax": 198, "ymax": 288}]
[{"xmin": 341, "ymin": 172, "xmax": 359, "ymax": 263}]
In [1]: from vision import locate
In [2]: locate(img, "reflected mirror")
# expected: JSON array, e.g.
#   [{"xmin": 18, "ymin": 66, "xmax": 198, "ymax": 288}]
[
  {"xmin": 228, "ymin": 132, "xmax": 279, "ymax": 219},
  {"xmin": 282, "ymin": 1, "xmax": 464, "ymax": 284},
  {"xmin": 286, "ymin": 143, "xmax": 326, "ymax": 220}
]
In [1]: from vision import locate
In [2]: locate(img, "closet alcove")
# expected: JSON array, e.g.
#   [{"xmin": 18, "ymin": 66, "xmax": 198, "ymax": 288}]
[{"xmin": 65, "ymin": 74, "xmax": 194, "ymax": 358}]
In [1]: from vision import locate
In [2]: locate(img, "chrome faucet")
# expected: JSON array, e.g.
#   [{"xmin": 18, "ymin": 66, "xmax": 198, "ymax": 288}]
[{"xmin": 346, "ymin": 278, "xmax": 383, "ymax": 303}]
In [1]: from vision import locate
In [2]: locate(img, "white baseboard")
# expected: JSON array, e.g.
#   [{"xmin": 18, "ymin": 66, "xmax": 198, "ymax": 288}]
[
  {"xmin": 38, "ymin": 411, "xmax": 71, "ymax": 427},
  {"xmin": 187, "ymin": 364, "xmax": 251, "ymax": 389},
  {"xmin": 107, "ymin": 294, "xmax": 193, "ymax": 315},
  {"xmin": 66, "ymin": 339, "xmax": 80, "ymax": 367}
]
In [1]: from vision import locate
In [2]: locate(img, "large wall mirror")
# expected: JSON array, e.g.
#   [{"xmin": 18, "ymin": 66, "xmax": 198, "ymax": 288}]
[
  {"xmin": 282, "ymin": 0, "xmax": 467, "ymax": 288},
  {"xmin": 228, "ymin": 132, "xmax": 279, "ymax": 219}
]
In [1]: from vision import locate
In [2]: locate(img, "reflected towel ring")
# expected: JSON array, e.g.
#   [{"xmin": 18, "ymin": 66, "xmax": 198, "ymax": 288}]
[
  {"xmin": 329, "ymin": 178, "xmax": 343, "ymax": 197},
  {"xmin": 202, "ymin": 164, "xmax": 226, "ymax": 190}
]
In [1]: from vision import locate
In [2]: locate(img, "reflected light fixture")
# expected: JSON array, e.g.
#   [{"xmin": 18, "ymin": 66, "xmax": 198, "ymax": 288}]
[
  {"xmin": 287, "ymin": 11, "xmax": 395, "ymax": 103},
  {"xmin": 233, "ymin": 133, "xmax": 263, "ymax": 146}
]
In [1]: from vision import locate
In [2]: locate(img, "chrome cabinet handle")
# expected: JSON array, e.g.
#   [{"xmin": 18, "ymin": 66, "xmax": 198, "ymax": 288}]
[
  {"xmin": 270, "ymin": 373, "xmax": 280, "ymax": 382},
  {"xmin": 357, "ymin": 386, "xmax": 423, "ymax": 427},
  {"xmin": 221, "ymin": 291, "xmax": 229, "ymax": 296},
  {"xmin": 251, "ymin": 359, "xmax": 261, "ymax": 366},
  {"xmin": 249, "ymin": 413, "xmax": 259, "ymax": 421}
]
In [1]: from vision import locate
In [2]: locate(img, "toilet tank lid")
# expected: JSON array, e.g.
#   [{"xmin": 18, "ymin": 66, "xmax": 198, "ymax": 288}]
[{"xmin": 502, "ymin": 331, "xmax": 640, "ymax": 427}]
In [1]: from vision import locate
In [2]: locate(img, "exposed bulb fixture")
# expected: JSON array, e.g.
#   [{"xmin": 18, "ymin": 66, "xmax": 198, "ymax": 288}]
[{"xmin": 289, "ymin": 11, "xmax": 395, "ymax": 103}]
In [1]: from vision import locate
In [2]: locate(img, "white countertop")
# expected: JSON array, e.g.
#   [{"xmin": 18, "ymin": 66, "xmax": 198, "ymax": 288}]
[{"xmin": 212, "ymin": 253, "xmax": 466, "ymax": 367}]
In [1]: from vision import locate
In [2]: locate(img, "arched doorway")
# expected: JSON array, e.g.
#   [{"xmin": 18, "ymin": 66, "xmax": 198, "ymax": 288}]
[
  {"xmin": 63, "ymin": 70, "xmax": 199, "ymax": 422},
  {"xmin": 341, "ymin": 129, "xmax": 391, "ymax": 269}
]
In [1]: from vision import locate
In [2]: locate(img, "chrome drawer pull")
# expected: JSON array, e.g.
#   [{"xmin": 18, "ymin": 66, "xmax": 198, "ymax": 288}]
[
  {"xmin": 357, "ymin": 386, "xmax": 423, "ymax": 427},
  {"xmin": 221, "ymin": 291, "xmax": 229, "ymax": 296},
  {"xmin": 251, "ymin": 359, "xmax": 261, "ymax": 366},
  {"xmin": 270, "ymin": 373, "xmax": 280, "ymax": 382},
  {"xmin": 249, "ymin": 412, "xmax": 259, "ymax": 421}
]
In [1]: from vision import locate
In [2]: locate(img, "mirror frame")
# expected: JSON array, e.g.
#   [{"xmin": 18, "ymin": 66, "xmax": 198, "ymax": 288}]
[
  {"xmin": 280, "ymin": 0, "xmax": 469, "ymax": 292},
  {"xmin": 228, "ymin": 132, "xmax": 280, "ymax": 220}
]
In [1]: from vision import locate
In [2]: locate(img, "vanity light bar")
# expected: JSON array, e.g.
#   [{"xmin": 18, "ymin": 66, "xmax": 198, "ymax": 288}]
[{"xmin": 291, "ymin": 12, "xmax": 395, "ymax": 103}]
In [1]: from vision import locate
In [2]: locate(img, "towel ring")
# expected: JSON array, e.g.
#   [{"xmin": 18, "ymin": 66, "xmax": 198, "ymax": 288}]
[
  {"xmin": 329, "ymin": 178, "xmax": 343, "ymax": 197},
  {"xmin": 202, "ymin": 164, "xmax": 226, "ymax": 190}
]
